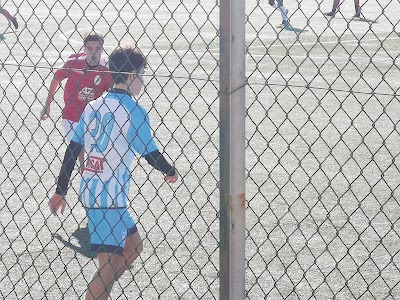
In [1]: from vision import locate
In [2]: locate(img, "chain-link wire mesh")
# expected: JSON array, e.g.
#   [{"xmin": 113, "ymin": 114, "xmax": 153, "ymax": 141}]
[
  {"xmin": 0, "ymin": 0, "xmax": 399, "ymax": 299},
  {"xmin": 246, "ymin": 0, "xmax": 400, "ymax": 299}
]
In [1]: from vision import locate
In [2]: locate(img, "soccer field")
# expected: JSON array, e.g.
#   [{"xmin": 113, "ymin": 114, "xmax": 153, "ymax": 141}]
[{"xmin": 0, "ymin": 0, "xmax": 399, "ymax": 299}]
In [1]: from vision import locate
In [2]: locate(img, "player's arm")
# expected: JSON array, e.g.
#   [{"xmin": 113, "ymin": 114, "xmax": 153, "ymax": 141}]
[
  {"xmin": 143, "ymin": 150, "xmax": 178, "ymax": 183},
  {"xmin": 130, "ymin": 108, "xmax": 178, "ymax": 183},
  {"xmin": 41, "ymin": 76, "xmax": 62, "ymax": 120},
  {"xmin": 48, "ymin": 141, "xmax": 83, "ymax": 215},
  {"xmin": 41, "ymin": 60, "xmax": 70, "ymax": 120}
]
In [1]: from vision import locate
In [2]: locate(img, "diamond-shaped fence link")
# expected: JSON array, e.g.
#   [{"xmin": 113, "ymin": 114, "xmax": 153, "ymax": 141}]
[{"xmin": 0, "ymin": 0, "xmax": 399, "ymax": 299}]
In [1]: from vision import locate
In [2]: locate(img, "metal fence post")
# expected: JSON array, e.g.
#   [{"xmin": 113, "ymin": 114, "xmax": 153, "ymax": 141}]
[{"xmin": 219, "ymin": 0, "xmax": 246, "ymax": 299}]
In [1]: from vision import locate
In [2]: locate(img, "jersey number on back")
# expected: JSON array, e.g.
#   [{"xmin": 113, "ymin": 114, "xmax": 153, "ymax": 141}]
[{"xmin": 89, "ymin": 111, "xmax": 115, "ymax": 152}]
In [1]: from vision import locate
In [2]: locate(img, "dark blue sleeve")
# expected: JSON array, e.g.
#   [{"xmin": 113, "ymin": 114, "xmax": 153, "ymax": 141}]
[
  {"xmin": 143, "ymin": 150, "xmax": 176, "ymax": 176},
  {"xmin": 55, "ymin": 141, "xmax": 83, "ymax": 195}
]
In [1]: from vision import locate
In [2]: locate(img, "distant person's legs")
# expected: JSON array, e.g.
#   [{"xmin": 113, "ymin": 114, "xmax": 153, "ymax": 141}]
[
  {"xmin": 0, "ymin": 7, "xmax": 18, "ymax": 29},
  {"xmin": 326, "ymin": 0, "xmax": 340, "ymax": 17},
  {"xmin": 354, "ymin": 0, "xmax": 361, "ymax": 17}
]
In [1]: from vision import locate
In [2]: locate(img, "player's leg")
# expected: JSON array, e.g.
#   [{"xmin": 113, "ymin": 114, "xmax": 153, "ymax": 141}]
[
  {"xmin": 116, "ymin": 228, "xmax": 143, "ymax": 279},
  {"xmin": 0, "ymin": 7, "xmax": 12, "ymax": 20},
  {"xmin": 0, "ymin": 6, "xmax": 18, "ymax": 29},
  {"xmin": 85, "ymin": 209, "xmax": 141, "ymax": 299},
  {"xmin": 276, "ymin": 0, "xmax": 289, "ymax": 27},
  {"xmin": 277, "ymin": 1, "xmax": 288, "ymax": 20},
  {"xmin": 326, "ymin": 0, "xmax": 340, "ymax": 16},
  {"xmin": 85, "ymin": 209, "xmax": 126, "ymax": 300},
  {"xmin": 86, "ymin": 252, "xmax": 121, "ymax": 300},
  {"xmin": 354, "ymin": 0, "xmax": 361, "ymax": 17},
  {"xmin": 86, "ymin": 234, "xmax": 142, "ymax": 300}
]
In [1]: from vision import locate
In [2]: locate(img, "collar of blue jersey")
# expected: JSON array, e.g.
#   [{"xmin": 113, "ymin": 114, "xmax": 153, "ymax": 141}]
[{"xmin": 110, "ymin": 88, "xmax": 132, "ymax": 98}]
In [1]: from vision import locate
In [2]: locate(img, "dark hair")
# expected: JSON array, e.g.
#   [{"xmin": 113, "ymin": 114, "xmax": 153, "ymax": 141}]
[
  {"xmin": 109, "ymin": 44, "xmax": 147, "ymax": 84},
  {"xmin": 83, "ymin": 32, "xmax": 104, "ymax": 46}
]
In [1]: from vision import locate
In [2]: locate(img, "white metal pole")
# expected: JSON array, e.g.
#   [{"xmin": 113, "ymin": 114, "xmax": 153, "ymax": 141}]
[{"xmin": 219, "ymin": 0, "xmax": 246, "ymax": 298}]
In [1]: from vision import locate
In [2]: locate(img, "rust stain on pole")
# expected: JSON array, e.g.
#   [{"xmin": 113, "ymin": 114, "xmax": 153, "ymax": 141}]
[
  {"xmin": 238, "ymin": 193, "xmax": 245, "ymax": 208},
  {"xmin": 229, "ymin": 194, "xmax": 246, "ymax": 210}
]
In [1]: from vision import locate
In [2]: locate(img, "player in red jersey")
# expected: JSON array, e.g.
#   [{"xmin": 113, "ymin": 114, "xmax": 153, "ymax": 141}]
[
  {"xmin": 0, "ymin": 0, "xmax": 18, "ymax": 29},
  {"xmin": 41, "ymin": 32, "xmax": 113, "ymax": 171}
]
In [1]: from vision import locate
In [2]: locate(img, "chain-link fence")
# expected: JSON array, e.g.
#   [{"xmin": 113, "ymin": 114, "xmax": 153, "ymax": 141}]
[
  {"xmin": 0, "ymin": 0, "xmax": 399, "ymax": 299},
  {"xmin": 246, "ymin": 0, "xmax": 400, "ymax": 299}
]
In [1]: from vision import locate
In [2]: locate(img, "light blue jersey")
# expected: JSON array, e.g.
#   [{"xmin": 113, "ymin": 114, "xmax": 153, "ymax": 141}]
[{"xmin": 72, "ymin": 90, "xmax": 158, "ymax": 208}]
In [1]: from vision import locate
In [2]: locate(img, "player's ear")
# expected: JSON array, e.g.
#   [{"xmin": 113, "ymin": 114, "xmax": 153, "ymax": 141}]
[
  {"xmin": 129, "ymin": 72, "xmax": 136, "ymax": 80},
  {"xmin": 131, "ymin": 72, "xmax": 138, "ymax": 80},
  {"xmin": 126, "ymin": 73, "xmax": 135, "ymax": 85}
]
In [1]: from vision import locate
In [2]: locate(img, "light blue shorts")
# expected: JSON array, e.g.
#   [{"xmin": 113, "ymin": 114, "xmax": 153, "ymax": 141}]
[{"xmin": 87, "ymin": 208, "xmax": 137, "ymax": 255}]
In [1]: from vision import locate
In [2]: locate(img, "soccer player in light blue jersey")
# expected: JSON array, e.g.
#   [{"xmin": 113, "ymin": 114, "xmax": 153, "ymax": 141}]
[{"xmin": 48, "ymin": 44, "xmax": 178, "ymax": 300}]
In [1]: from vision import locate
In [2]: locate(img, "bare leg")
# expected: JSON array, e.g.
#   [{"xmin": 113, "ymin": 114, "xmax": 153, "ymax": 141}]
[
  {"xmin": 117, "ymin": 231, "xmax": 143, "ymax": 279},
  {"xmin": 85, "ymin": 252, "xmax": 119, "ymax": 300},
  {"xmin": 85, "ymin": 231, "xmax": 143, "ymax": 300}
]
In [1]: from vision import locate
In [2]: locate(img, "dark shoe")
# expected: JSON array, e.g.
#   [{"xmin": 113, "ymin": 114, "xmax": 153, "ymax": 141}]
[
  {"xmin": 325, "ymin": 11, "xmax": 335, "ymax": 17},
  {"xmin": 11, "ymin": 17, "xmax": 18, "ymax": 29},
  {"xmin": 354, "ymin": 10, "xmax": 361, "ymax": 18}
]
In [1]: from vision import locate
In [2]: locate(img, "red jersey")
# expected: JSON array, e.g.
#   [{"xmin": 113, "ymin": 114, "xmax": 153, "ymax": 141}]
[{"xmin": 54, "ymin": 53, "xmax": 113, "ymax": 122}]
